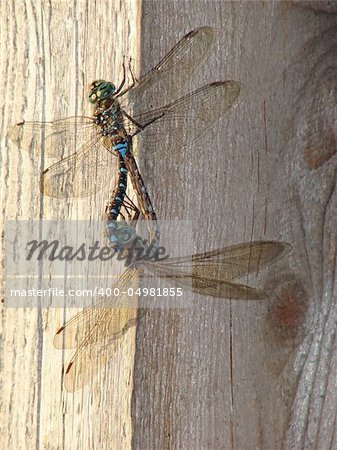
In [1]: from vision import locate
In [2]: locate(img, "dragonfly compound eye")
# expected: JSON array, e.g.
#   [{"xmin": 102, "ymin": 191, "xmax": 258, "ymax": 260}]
[
  {"xmin": 115, "ymin": 224, "xmax": 136, "ymax": 246},
  {"xmin": 89, "ymin": 81, "xmax": 116, "ymax": 104}
]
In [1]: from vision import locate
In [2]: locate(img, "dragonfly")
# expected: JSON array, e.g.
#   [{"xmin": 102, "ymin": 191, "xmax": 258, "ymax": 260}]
[
  {"xmin": 54, "ymin": 238, "xmax": 291, "ymax": 391},
  {"xmin": 9, "ymin": 27, "xmax": 241, "ymax": 248},
  {"xmin": 8, "ymin": 28, "xmax": 289, "ymax": 390}
]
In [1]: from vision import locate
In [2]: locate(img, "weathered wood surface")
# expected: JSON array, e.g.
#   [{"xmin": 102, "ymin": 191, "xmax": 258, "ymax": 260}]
[
  {"xmin": 1, "ymin": 1, "xmax": 337, "ymax": 450},
  {"xmin": 132, "ymin": 2, "xmax": 337, "ymax": 450},
  {"xmin": 1, "ymin": 1, "xmax": 141, "ymax": 449}
]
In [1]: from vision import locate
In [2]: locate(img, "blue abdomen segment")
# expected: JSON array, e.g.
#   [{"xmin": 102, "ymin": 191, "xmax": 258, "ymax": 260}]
[{"xmin": 115, "ymin": 141, "xmax": 129, "ymax": 158}]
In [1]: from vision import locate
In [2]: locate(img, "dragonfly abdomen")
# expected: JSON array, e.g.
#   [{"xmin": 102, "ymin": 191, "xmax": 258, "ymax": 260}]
[
  {"xmin": 107, "ymin": 148, "xmax": 128, "ymax": 220},
  {"xmin": 106, "ymin": 142, "xmax": 129, "ymax": 248},
  {"xmin": 124, "ymin": 151, "xmax": 160, "ymax": 251}
]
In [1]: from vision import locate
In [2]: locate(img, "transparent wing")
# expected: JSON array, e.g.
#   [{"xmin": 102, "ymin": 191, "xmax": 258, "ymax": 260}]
[
  {"xmin": 160, "ymin": 241, "xmax": 290, "ymax": 278},
  {"xmin": 9, "ymin": 116, "xmax": 96, "ymax": 159},
  {"xmin": 63, "ymin": 327, "xmax": 136, "ymax": 392},
  {"xmin": 150, "ymin": 270, "xmax": 271, "ymax": 300},
  {"xmin": 40, "ymin": 134, "xmax": 118, "ymax": 198},
  {"xmin": 123, "ymin": 81, "xmax": 241, "ymax": 156},
  {"xmin": 54, "ymin": 268, "xmax": 140, "ymax": 391},
  {"xmin": 120, "ymin": 27, "xmax": 215, "ymax": 117},
  {"xmin": 143, "ymin": 241, "xmax": 291, "ymax": 300},
  {"xmin": 54, "ymin": 268, "xmax": 140, "ymax": 349}
]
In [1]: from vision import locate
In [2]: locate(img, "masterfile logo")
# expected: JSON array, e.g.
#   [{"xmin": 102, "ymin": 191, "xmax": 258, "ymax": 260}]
[{"xmin": 4, "ymin": 219, "xmax": 192, "ymax": 308}]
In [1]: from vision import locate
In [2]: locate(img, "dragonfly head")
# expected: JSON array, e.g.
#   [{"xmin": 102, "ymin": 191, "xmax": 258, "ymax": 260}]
[
  {"xmin": 114, "ymin": 222, "xmax": 136, "ymax": 247},
  {"xmin": 88, "ymin": 80, "xmax": 116, "ymax": 104}
]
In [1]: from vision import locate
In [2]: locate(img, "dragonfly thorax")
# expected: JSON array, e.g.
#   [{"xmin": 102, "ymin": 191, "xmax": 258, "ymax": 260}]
[{"xmin": 95, "ymin": 107, "xmax": 125, "ymax": 138}]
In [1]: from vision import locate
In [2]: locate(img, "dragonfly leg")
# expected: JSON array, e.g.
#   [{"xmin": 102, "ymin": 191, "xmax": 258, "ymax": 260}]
[
  {"xmin": 128, "ymin": 58, "xmax": 138, "ymax": 86},
  {"xmin": 115, "ymin": 58, "xmax": 138, "ymax": 98},
  {"xmin": 130, "ymin": 112, "xmax": 165, "ymax": 138},
  {"xmin": 123, "ymin": 193, "xmax": 140, "ymax": 224},
  {"xmin": 123, "ymin": 110, "xmax": 146, "ymax": 132},
  {"xmin": 114, "ymin": 58, "xmax": 127, "ymax": 96}
]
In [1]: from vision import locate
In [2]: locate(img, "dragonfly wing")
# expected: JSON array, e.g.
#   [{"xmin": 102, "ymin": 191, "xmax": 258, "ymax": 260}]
[
  {"xmin": 54, "ymin": 306, "xmax": 101, "ymax": 349},
  {"xmin": 54, "ymin": 268, "xmax": 140, "ymax": 348},
  {"xmin": 191, "ymin": 241, "xmax": 291, "ymax": 281},
  {"xmin": 191, "ymin": 277, "xmax": 267, "ymax": 299},
  {"xmin": 41, "ymin": 134, "xmax": 117, "ymax": 198},
  {"xmin": 63, "ymin": 335, "xmax": 119, "ymax": 392},
  {"xmin": 120, "ymin": 27, "xmax": 215, "ymax": 117},
  {"xmin": 142, "ymin": 264, "xmax": 267, "ymax": 300},
  {"xmin": 124, "ymin": 82, "xmax": 241, "ymax": 156},
  {"xmin": 9, "ymin": 116, "xmax": 96, "ymax": 159},
  {"xmin": 142, "ymin": 241, "xmax": 291, "ymax": 300},
  {"xmin": 63, "ymin": 318, "xmax": 137, "ymax": 392},
  {"xmin": 156, "ymin": 241, "xmax": 291, "ymax": 279},
  {"xmin": 54, "ymin": 268, "xmax": 141, "ymax": 391}
]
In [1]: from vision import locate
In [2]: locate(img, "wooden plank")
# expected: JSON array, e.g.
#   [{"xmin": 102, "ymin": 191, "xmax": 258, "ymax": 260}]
[
  {"xmin": 1, "ymin": 1, "xmax": 140, "ymax": 449},
  {"xmin": 2, "ymin": 1, "xmax": 337, "ymax": 449},
  {"xmin": 132, "ymin": 1, "xmax": 337, "ymax": 449}
]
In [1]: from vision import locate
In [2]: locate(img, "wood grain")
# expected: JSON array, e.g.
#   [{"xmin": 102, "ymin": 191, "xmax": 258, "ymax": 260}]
[
  {"xmin": 1, "ymin": 1, "xmax": 141, "ymax": 449},
  {"xmin": 132, "ymin": 2, "xmax": 337, "ymax": 450},
  {"xmin": 1, "ymin": 1, "xmax": 337, "ymax": 450}
]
